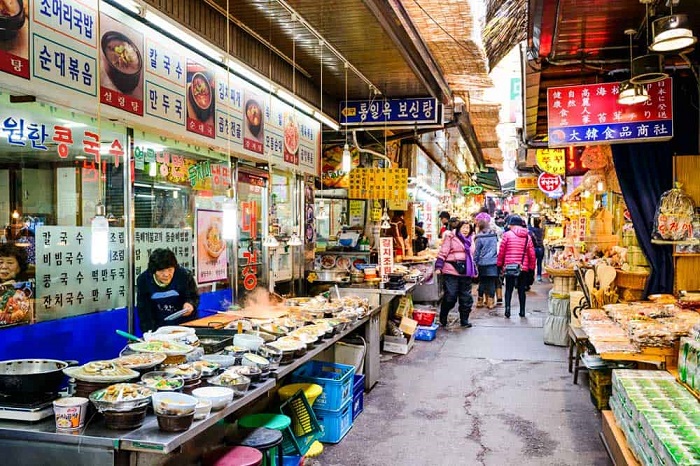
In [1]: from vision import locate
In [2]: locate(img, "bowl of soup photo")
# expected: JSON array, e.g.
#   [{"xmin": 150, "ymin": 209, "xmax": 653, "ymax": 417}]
[
  {"xmin": 188, "ymin": 72, "xmax": 214, "ymax": 122},
  {"xmin": 245, "ymin": 100, "xmax": 263, "ymax": 137},
  {"xmin": 0, "ymin": 0, "xmax": 25, "ymax": 41},
  {"xmin": 101, "ymin": 31, "xmax": 143, "ymax": 94}
]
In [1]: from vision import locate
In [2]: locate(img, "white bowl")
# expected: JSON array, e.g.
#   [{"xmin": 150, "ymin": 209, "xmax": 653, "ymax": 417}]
[
  {"xmin": 191, "ymin": 386, "xmax": 234, "ymax": 411},
  {"xmin": 151, "ymin": 392, "xmax": 198, "ymax": 416},
  {"xmin": 194, "ymin": 400, "xmax": 212, "ymax": 420},
  {"xmin": 233, "ymin": 334, "xmax": 264, "ymax": 352},
  {"xmin": 200, "ymin": 354, "xmax": 236, "ymax": 368}
]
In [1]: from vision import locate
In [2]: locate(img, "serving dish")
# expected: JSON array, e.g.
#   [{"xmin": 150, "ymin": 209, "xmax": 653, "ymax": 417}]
[
  {"xmin": 89, "ymin": 383, "xmax": 152, "ymax": 413},
  {"xmin": 129, "ymin": 340, "xmax": 194, "ymax": 356},
  {"xmin": 113, "ymin": 353, "xmax": 167, "ymax": 370},
  {"xmin": 151, "ymin": 392, "xmax": 198, "ymax": 416},
  {"xmin": 164, "ymin": 364, "xmax": 201, "ymax": 382},
  {"xmin": 64, "ymin": 361, "xmax": 139, "ymax": 383},
  {"xmin": 192, "ymin": 360, "xmax": 220, "ymax": 377},
  {"xmin": 225, "ymin": 365, "xmax": 262, "ymax": 383},
  {"xmin": 208, "ymin": 372, "xmax": 251, "ymax": 396},
  {"xmin": 140, "ymin": 371, "xmax": 184, "ymax": 392},
  {"xmin": 192, "ymin": 386, "xmax": 233, "ymax": 411}
]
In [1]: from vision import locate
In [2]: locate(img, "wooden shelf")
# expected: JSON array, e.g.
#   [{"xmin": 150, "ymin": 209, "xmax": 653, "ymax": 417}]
[
  {"xmin": 673, "ymin": 252, "xmax": 700, "ymax": 257},
  {"xmin": 600, "ymin": 410, "xmax": 641, "ymax": 466}
]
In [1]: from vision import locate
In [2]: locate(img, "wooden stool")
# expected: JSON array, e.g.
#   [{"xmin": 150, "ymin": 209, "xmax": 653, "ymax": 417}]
[
  {"xmin": 567, "ymin": 324, "xmax": 589, "ymax": 384},
  {"xmin": 239, "ymin": 427, "xmax": 284, "ymax": 466},
  {"xmin": 203, "ymin": 446, "xmax": 263, "ymax": 466}
]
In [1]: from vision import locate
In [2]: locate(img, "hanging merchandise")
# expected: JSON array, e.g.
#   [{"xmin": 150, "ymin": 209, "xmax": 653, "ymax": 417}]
[{"xmin": 652, "ymin": 183, "xmax": 696, "ymax": 242}]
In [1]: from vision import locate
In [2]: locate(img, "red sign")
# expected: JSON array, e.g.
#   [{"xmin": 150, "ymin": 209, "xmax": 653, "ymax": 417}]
[
  {"xmin": 538, "ymin": 173, "xmax": 562, "ymax": 194},
  {"xmin": 565, "ymin": 147, "xmax": 589, "ymax": 177},
  {"xmin": 547, "ymin": 79, "xmax": 673, "ymax": 147}
]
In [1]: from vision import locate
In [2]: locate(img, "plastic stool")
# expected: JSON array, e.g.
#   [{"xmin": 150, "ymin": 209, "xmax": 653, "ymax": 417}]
[
  {"xmin": 239, "ymin": 414, "xmax": 290, "ymax": 466},
  {"xmin": 206, "ymin": 446, "xmax": 263, "ymax": 466},
  {"xmin": 278, "ymin": 383, "xmax": 323, "ymax": 457},
  {"xmin": 240, "ymin": 428, "xmax": 284, "ymax": 466}
]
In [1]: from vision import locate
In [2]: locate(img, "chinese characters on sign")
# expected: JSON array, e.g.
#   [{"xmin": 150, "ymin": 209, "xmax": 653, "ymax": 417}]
[
  {"xmin": 348, "ymin": 168, "xmax": 409, "ymax": 200},
  {"xmin": 340, "ymin": 98, "xmax": 441, "ymax": 127},
  {"xmin": 536, "ymin": 149, "xmax": 565, "ymax": 175},
  {"xmin": 547, "ymin": 79, "xmax": 673, "ymax": 147},
  {"xmin": 134, "ymin": 229, "xmax": 193, "ymax": 278},
  {"xmin": 378, "ymin": 237, "xmax": 394, "ymax": 278},
  {"xmin": 35, "ymin": 226, "xmax": 128, "ymax": 321}
]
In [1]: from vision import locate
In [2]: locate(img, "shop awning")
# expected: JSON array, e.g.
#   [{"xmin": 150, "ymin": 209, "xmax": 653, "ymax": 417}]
[{"xmin": 477, "ymin": 167, "xmax": 502, "ymax": 192}]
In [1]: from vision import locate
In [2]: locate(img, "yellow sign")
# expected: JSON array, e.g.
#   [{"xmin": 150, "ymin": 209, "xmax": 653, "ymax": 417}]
[
  {"xmin": 348, "ymin": 168, "xmax": 408, "ymax": 200},
  {"xmin": 370, "ymin": 200, "xmax": 382, "ymax": 222},
  {"xmin": 389, "ymin": 199, "xmax": 408, "ymax": 211},
  {"xmin": 536, "ymin": 149, "xmax": 565, "ymax": 175},
  {"xmin": 515, "ymin": 176, "xmax": 538, "ymax": 190}
]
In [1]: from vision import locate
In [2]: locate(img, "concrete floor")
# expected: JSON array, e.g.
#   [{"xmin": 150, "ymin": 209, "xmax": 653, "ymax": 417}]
[{"xmin": 320, "ymin": 282, "xmax": 612, "ymax": 466}]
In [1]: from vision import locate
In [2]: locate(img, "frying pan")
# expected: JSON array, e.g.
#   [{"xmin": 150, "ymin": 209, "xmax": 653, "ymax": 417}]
[{"xmin": 0, "ymin": 359, "xmax": 77, "ymax": 395}]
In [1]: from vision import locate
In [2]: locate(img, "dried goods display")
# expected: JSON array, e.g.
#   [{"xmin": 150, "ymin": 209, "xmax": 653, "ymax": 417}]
[{"xmin": 653, "ymin": 184, "xmax": 696, "ymax": 242}]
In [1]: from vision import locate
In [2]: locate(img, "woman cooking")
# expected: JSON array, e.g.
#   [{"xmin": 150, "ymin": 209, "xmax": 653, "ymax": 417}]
[{"xmin": 136, "ymin": 248, "xmax": 199, "ymax": 333}]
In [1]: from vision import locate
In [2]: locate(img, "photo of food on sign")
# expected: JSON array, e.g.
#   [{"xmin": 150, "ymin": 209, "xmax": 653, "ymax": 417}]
[
  {"xmin": 283, "ymin": 114, "xmax": 300, "ymax": 165},
  {"xmin": 186, "ymin": 61, "xmax": 216, "ymax": 139},
  {"xmin": 242, "ymin": 91, "xmax": 264, "ymax": 154},
  {"xmin": 196, "ymin": 209, "xmax": 227, "ymax": 284},
  {"xmin": 321, "ymin": 145, "xmax": 358, "ymax": 188},
  {"xmin": 0, "ymin": 281, "xmax": 33, "ymax": 329},
  {"xmin": 0, "ymin": 0, "xmax": 29, "ymax": 79},
  {"xmin": 99, "ymin": 13, "xmax": 144, "ymax": 116}
]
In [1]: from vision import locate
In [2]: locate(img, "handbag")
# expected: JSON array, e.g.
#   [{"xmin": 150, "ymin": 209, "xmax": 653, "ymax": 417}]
[
  {"xmin": 504, "ymin": 236, "xmax": 529, "ymax": 278},
  {"xmin": 448, "ymin": 261, "xmax": 467, "ymax": 275}
]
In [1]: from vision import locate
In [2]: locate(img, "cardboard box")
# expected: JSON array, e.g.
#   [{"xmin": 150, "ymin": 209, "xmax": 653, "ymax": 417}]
[
  {"xmin": 399, "ymin": 317, "xmax": 418, "ymax": 335},
  {"xmin": 383, "ymin": 333, "xmax": 416, "ymax": 355}
]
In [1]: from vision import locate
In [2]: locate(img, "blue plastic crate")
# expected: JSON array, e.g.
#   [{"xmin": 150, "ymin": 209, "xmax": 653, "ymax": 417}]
[
  {"xmin": 291, "ymin": 361, "xmax": 355, "ymax": 411},
  {"xmin": 314, "ymin": 398, "xmax": 353, "ymax": 444},
  {"xmin": 282, "ymin": 455, "xmax": 304, "ymax": 466},
  {"xmin": 414, "ymin": 323, "xmax": 439, "ymax": 341},
  {"xmin": 352, "ymin": 389, "xmax": 364, "ymax": 421}
]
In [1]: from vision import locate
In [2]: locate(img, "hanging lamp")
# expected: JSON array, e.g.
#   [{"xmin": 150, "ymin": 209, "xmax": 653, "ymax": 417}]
[
  {"xmin": 287, "ymin": 231, "xmax": 303, "ymax": 246},
  {"xmin": 91, "ymin": 203, "xmax": 109, "ymax": 264},
  {"xmin": 630, "ymin": 1, "xmax": 668, "ymax": 85},
  {"xmin": 618, "ymin": 29, "xmax": 650, "ymax": 105},
  {"xmin": 341, "ymin": 62, "xmax": 352, "ymax": 174},
  {"xmin": 650, "ymin": 12, "xmax": 696, "ymax": 53}
]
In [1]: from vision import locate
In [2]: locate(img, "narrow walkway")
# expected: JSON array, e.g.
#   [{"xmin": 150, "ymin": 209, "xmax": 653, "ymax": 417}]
[{"xmin": 321, "ymin": 282, "xmax": 611, "ymax": 466}]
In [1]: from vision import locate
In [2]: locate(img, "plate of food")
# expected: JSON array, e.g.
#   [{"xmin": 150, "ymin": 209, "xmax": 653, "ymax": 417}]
[
  {"xmin": 321, "ymin": 255, "xmax": 336, "ymax": 269},
  {"xmin": 90, "ymin": 383, "xmax": 153, "ymax": 412},
  {"xmin": 64, "ymin": 361, "xmax": 139, "ymax": 383},
  {"xmin": 113, "ymin": 352, "xmax": 167, "ymax": 370},
  {"xmin": 336, "ymin": 257, "xmax": 351, "ymax": 270},
  {"xmin": 283, "ymin": 117, "xmax": 300, "ymax": 155},
  {"xmin": 140, "ymin": 371, "xmax": 185, "ymax": 392},
  {"xmin": 188, "ymin": 72, "xmax": 214, "ymax": 121},
  {"xmin": 203, "ymin": 220, "xmax": 225, "ymax": 259},
  {"xmin": 129, "ymin": 340, "xmax": 194, "ymax": 356}
]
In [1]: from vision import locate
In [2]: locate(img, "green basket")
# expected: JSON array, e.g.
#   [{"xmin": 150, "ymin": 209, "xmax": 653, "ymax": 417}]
[{"xmin": 279, "ymin": 389, "xmax": 323, "ymax": 456}]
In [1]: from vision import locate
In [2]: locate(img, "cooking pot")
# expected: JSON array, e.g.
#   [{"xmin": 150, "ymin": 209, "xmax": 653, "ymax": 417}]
[
  {"xmin": 0, "ymin": 359, "xmax": 77, "ymax": 395},
  {"xmin": 312, "ymin": 270, "xmax": 350, "ymax": 283}
]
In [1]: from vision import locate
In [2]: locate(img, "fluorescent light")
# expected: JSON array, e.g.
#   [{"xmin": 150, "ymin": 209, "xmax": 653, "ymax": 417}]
[
  {"xmin": 145, "ymin": 10, "xmax": 224, "ymax": 62},
  {"xmin": 113, "ymin": 0, "xmax": 141, "ymax": 14},
  {"xmin": 314, "ymin": 111, "xmax": 340, "ymax": 131},
  {"xmin": 225, "ymin": 60, "xmax": 274, "ymax": 92},
  {"xmin": 342, "ymin": 144, "xmax": 352, "ymax": 173},
  {"xmin": 221, "ymin": 198, "xmax": 236, "ymax": 241},
  {"xmin": 75, "ymin": 155, "xmax": 87, "ymax": 160},
  {"xmin": 149, "ymin": 162, "xmax": 157, "ymax": 177},
  {"xmin": 135, "ymin": 194, "xmax": 156, "ymax": 199},
  {"xmin": 276, "ymin": 89, "xmax": 313, "ymax": 115}
]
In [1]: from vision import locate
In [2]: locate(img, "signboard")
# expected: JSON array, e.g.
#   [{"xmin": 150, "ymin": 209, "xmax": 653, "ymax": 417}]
[
  {"xmin": 461, "ymin": 185, "xmax": 484, "ymax": 196},
  {"xmin": 35, "ymin": 226, "xmax": 127, "ymax": 321},
  {"xmin": 340, "ymin": 98, "xmax": 441, "ymax": 127},
  {"xmin": 347, "ymin": 168, "xmax": 409, "ymax": 200},
  {"xmin": 538, "ymin": 173, "xmax": 562, "ymax": 194},
  {"xmin": 547, "ymin": 79, "xmax": 673, "ymax": 147},
  {"xmin": 565, "ymin": 147, "xmax": 589, "ymax": 177},
  {"xmin": 515, "ymin": 176, "xmax": 538, "ymax": 190},
  {"xmin": 196, "ymin": 209, "xmax": 227, "ymax": 284},
  {"xmin": 134, "ymin": 228, "xmax": 193, "ymax": 278},
  {"xmin": 0, "ymin": 1, "xmax": 321, "ymax": 177},
  {"xmin": 536, "ymin": 149, "xmax": 565, "ymax": 175},
  {"xmin": 378, "ymin": 237, "xmax": 394, "ymax": 278}
]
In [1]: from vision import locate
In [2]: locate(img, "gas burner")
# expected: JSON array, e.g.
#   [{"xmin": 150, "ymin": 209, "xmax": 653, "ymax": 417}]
[{"xmin": 0, "ymin": 392, "xmax": 59, "ymax": 409}]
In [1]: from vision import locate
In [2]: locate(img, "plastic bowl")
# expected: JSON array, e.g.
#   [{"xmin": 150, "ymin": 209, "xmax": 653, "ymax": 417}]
[
  {"xmin": 233, "ymin": 334, "xmax": 264, "ymax": 352},
  {"xmin": 194, "ymin": 400, "xmax": 212, "ymax": 420},
  {"xmin": 199, "ymin": 354, "xmax": 236, "ymax": 369},
  {"xmin": 191, "ymin": 386, "xmax": 234, "ymax": 411},
  {"xmin": 151, "ymin": 392, "xmax": 198, "ymax": 416}
]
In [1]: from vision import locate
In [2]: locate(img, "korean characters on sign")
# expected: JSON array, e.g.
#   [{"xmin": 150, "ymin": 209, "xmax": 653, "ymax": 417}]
[
  {"xmin": 538, "ymin": 173, "xmax": 562, "ymax": 195},
  {"xmin": 378, "ymin": 237, "xmax": 394, "ymax": 278}
]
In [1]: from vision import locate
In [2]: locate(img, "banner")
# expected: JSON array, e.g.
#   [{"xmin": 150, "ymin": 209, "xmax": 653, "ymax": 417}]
[{"xmin": 196, "ymin": 209, "xmax": 227, "ymax": 284}]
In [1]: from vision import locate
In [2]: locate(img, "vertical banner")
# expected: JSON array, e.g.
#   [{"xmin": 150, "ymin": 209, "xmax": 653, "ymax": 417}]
[
  {"xmin": 378, "ymin": 237, "xmax": 394, "ymax": 278},
  {"xmin": 0, "ymin": 0, "xmax": 29, "ymax": 78},
  {"xmin": 282, "ymin": 113, "xmax": 299, "ymax": 165},
  {"xmin": 196, "ymin": 209, "xmax": 227, "ymax": 284},
  {"xmin": 186, "ymin": 60, "xmax": 216, "ymax": 139},
  {"xmin": 99, "ymin": 12, "xmax": 145, "ymax": 116},
  {"xmin": 243, "ymin": 90, "xmax": 264, "ymax": 154}
]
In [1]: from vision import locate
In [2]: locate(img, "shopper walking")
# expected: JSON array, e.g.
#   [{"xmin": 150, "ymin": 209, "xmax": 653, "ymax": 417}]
[
  {"xmin": 435, "ymin": 221, "xmax": 477, "ymax": 328},
  {"xmin": 473, "ymin": 215, "xmax": 499, "ymax": 309},
  {"xmin": 528, "ymin": 217, "xmax": 545, "ymax": 281},
  {"xmin": 438, "ymin": 211, "xmax": 451, "ymax": 238},
  {"xmin": 497, "ymin": 216, "xmax": 536, "ymax": 318}
]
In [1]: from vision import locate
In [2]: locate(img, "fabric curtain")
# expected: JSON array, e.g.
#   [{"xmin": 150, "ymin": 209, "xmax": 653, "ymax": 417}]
[{"xmin": 612, "ymin": 142, "xmax": 674, "ymax": 296}]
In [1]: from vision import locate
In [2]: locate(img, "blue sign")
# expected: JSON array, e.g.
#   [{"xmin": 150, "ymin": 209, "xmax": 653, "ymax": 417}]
[
  {"xmin": 549, "ymin": 120, "xmax": 672, "ymax": 147},
  {"xmin": 340, "ymin": 98, "xmax": 441, "ymax": 126}
]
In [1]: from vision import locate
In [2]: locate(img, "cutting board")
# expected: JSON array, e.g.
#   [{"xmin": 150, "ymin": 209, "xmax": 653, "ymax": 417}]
[
  {"xmin": 183, "ymin": 313, "xmax": 241, "ymax": 329},
  {"xmin": 219, "ymin": 307, "xmax": 289, "ymax": 320}
]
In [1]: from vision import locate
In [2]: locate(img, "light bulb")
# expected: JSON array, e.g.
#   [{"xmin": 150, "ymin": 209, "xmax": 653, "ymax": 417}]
[
  {"xmin": 173, "ymin": 190, "xmax": 179, "ymax": 199},
  {"xmin": 11, "ymin": 210, "xmax": 19, "ymax": 220},
  {"xmin": 222, "ymin": 198, "xmax": 236, "ymax": 240},
  {"xmin": 342, "ymin": 144, "xmax": 352, "ymax": 173},
  {"xmin": 149, "ymin": 162, "xmax": 157, "ymax": 177},
  {"xmin": 91, "ymin": 204, "xmax": 109, "ymax": 265},
  {"xmin": 381, "ymin": 219, "xmax": 391, "ymax": 229},
  {"xmin": 287, "ymin": 231, "xmax": 303, "ymax": 246}
]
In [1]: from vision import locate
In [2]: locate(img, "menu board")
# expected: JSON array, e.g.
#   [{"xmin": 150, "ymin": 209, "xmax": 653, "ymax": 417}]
[
  {"xmin": 35, "ymin": 226, "xmax": 127, "ymax": 321},
  {"xmin": 134, "ymin": 228, "xmax": 193, "ymax": 278},
  {"xmin": 196, "ymin": 209, "xmax": 227, "ymax": 284},
  {"xmin": 348, "ymin": 168, "xmax": 409, "ymax": 200},
  {"xmin": 0, "ymin": 1, "xmax": 320, "ymax": 177}
]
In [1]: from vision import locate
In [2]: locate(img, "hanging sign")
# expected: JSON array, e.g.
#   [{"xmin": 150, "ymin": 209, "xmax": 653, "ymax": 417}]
[
  {"xmin": 538, "ymin": 173, "xmax": 562, "ymax": 194},
  {"xmin": 515, "ymin": 176, "xmax": 538, "ymax": 190},
  {"xmin": 547, "ymin": 79, "xmax": 673, "ymax": 147},
  {"xmin": 348, "ymin": 168, "xmax": 408, "ymax": 200},
  {"xmin": 565, "ymin": 147, "xmax": 589, "ymax": 176},
  {"xmin": 195, "ymin": 209, "xmax": 228, "ymax": 284},
  {"xmin": 340, "ymin": 97, "xmax": 442, "ymax": 127},
  {"xmin": 461, "ymin": 185, "xmax": 483, "ymax": 196},
  {"xmin": 378, "ymin": 237, "xmax": 394, "ymax": 278},
  {"xmin": 536, "ymin": 149, "xmax": 565, "ymax": 175}
]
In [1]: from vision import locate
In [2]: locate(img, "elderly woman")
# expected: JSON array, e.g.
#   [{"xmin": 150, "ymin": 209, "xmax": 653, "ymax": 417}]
[
  {"xmin": 0, "ymin": 244, "xmax": 30, "ymax": 284},
  {"xmin": 435, "ymin": 221, "xmax": 477, "ymax": 328}
]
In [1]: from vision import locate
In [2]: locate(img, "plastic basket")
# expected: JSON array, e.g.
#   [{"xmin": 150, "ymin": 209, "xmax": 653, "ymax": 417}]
[
  {"xmin": 352, "ymin": 374, "xmax": 365, "ymax": 421},
  {"xmin": 314, "ymin": 398, "xmax": 353, "ymax": 444},
  {"xmin": 411, "ymin": 309, "xmax": 436, "ymax": 326},
  {"xmin": 291, "ymin": 361, "xmax": 355, "ymax": 411},
  {"xmin": 279, "ymin": 390, "xmax": 323, "ymax": 456},
  {"xmin": 414, "ymin": 323, "xmax": 439, "ymax": 341},
  {"xmin": 282, "ymin": 456, "xmax": 304, "ymax": 466}
]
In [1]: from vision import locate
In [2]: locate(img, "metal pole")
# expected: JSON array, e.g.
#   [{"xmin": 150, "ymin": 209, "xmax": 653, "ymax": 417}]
[{"xmin": 125, "ymin": 128, "xmax": 135, "ymax": 333}]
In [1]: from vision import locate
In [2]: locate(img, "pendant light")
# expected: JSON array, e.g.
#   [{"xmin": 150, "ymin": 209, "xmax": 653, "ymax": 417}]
[
  {"xmin": 222, "ymin": 189, "xmax": 236, "ymax": 240},
  {"xmin": 341, "ymin": 62, "xmax": 352, "ymax": 174},
  {"xmin": 618, "ymin": 29, "xmax": 650, "ymax": 105},
  {"xmin": 650, "ymin": 8, "xmax": 696, "ymax": 53},
  {"xmin": 630, "ymin": 1, "xmax": 668, "ymax": 85},
  {"xmin": 91, "ymin": 202, "xmax": 109, "ymax": 264},
  {"xmin": 287, "ymin": 230, "xmax": 303, "ymax": 246}
]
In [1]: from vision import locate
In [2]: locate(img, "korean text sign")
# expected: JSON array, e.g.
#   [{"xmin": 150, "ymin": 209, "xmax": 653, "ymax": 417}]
[
  {"xmin": 340, "ymin": 98, "xmax": 441, "ymax": 127},
  {"xmin": 547, "ymin": 79, "xmax": 673, "ymax": 147}
]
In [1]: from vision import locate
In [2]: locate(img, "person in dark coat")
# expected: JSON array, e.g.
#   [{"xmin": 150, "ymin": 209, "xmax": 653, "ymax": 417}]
[
  {"xmin": 497, "ymin": 216, "xmax": 536, "ymax": 318},
  {"xmin": 438, "ymin": 211, "xmax": 450, "ymax": 238},
  {"xmin": 136, "ymin": 248, "xmax": 199, "ymax": 333},
  {"xmin": 528, "ymin": 217, "xmax": 545, "ymax": 281},
  {"xmin": 473, "ymin": 215, "xmax": 499, "ymax": 309}
]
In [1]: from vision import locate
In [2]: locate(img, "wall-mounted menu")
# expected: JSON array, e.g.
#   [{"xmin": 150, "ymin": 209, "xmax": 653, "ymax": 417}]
[
  {"xmin": 134, "ymin": 228, "xmax": 193, "ymax": 278},
  {"xmin": 35, "ymin": 226, "xmax": 127, "ymax": 321}
]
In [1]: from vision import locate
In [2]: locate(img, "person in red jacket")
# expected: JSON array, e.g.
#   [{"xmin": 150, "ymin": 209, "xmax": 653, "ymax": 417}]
[
  {"xmin": 435, "ymin": 221, "xmax": 477, "ymax": 328},
  {"xmin": 497, "ymin": 215, "xmax": 536, "ymax": 318}
]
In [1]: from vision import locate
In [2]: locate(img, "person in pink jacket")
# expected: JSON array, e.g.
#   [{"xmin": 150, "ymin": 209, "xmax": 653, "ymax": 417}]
[
  {"xmin": 435, "ymin": 221, "xmax": 477, "ymax": 328},
  {"xmin": 497, "ymin": 215, "xmax": 536, "ymax": 318}
]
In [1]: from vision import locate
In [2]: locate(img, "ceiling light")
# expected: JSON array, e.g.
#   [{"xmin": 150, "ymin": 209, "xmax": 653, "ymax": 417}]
[
  {"xmin": 618, "ymin": 80, "xmax": 649, "ymax": 105},
  {"xmin": 287, "ymin": 231, "xmax": 303, "ymax": 246},
  {"xmin": 145, "ymin": 10, "xmax": 224, "ymax": 62},
  {"xmin": 313, "ymin": 111, "xmax": 340, "ymax": 131},
  {"xmin": 650, "ymin": 14, "xmax": 697, "ymax": 53},
  {"xmin": 263, "ymin": 235, "xmax": 279, "ymax": 249},
  {"xmin": 630, "ymin": 54, "xmax": 668, "ymax": 84}
]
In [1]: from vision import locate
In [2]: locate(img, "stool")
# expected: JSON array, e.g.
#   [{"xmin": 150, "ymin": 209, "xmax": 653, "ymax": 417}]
[
  {"xmin": 239, "ymin": 428, "xmax": 284, "ymax": 466},
  {"xmin": 567, "ymin": 324, "xmax": 589, "ymax": 384},
  {"xmin": 203, "ymin": 446, "xmax": 263, "ymax": 466},
  {"xmin": 238, "ymin": 414, "xmax": 290, "ymax": 466},
  {"xmin": 278, "ymin": 383, "xmax": 323, "ymax": 457}
]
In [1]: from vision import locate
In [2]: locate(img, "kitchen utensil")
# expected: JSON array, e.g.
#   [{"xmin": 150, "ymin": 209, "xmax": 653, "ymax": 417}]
[
  {"xmin": 200, "ymin": 354, "xmax": 236, "ymax": 368},
  {"xmin": 116, "ymin": 330, "xmax": 143, "ymax": 342},
  {"xmin": 164, "ymin": 309, "xmax": 189, "ymax": 321},
  {"xmin": 585, "ymin": 269, "xmax": 595, "ymax": 293},
  {"xmin": 598, "ymin": 265, "xmax": 617, "ymax": 291},
  {"xmin": 0, "ymin": 359, "xmax": 75, "ymax": 395}
]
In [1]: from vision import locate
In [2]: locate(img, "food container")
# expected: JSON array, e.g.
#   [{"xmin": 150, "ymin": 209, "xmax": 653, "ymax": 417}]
[
  {"xmin": 164, "ymin": 364, "xmax": 201, "ymax": 382},
  {"xmin": 157, "ymin": 411, "xmax": 195, "ymax": 432},
  {"xmin": 259, "ymin": 323, "xmax": 289, "ymax": 337},
  {"xmin": 192, "ymin": 360, "xmax": 220, "ymax": 377},
  {"xmin": 113, "ymin": 353, "xmax": 167, "ymax": 372},
  {"xmin": 242, "ymin": 353, "xmax": 270, "ymax": 372},
  {"xmin": 191, "ymin": 386, "xmax": 234, "ymax": 411},
  {"xmin": 225, "ymin": 365, "xmax": 262, "ymax": 383},
  {"xmin": 208, "ymin": 373, "xmax": 251, "ymax": 396},
  {"xmin": 351, "ymin": 272, "xmax": 365, "ymax": 284},
  {"xmin": 244, "ymin": 330, "xmax": 276, "ymax": 344},
  {"xmin": 194, "ymin": 400, "xmax": 212, "ymax": 420},
  {"xmin": 89, "ymin": 384, "xmax": 153, "ymax": 413},
  {"xmin": 141, "ymin": 371, "xmax": 184, "ymax": 392},
  {"xmin": 285, "ymin": 297, "xmax": 314, "ymax": 307},
  {"xmin": 104, "ymin": 406, "xmax": 148, "ymax": 430},
  {"xmin": 199, "ymin": 354, "xmax": 236, "ymax": 369},
  {"xmin": 258, "ymin": 345, "xmax": 283, "ymax": 369},
  {"xmin": 197, "ymin": 336, "xmax": 233, "ymax": 355},
  {"xmin": 53, "ymin": 397, "xmax": 89, "ymax": 431},
  {"xmin": 412, "ymin": 308, "xmax": 437, "ymax": 327},
  {"xmin": 151, "ymin": 392, "xmax": 198, "ymax": 416},
  {"xmin": 233, "ymin": 334, "xmax": 264, "ymax": 352}
]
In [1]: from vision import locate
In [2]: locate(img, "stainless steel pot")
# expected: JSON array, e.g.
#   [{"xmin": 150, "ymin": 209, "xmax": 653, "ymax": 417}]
[
  {"xmin": 313, "ymin": 270, "xmax": 350, "ymax": 283},
  {"xmin": 0, "ymin": 359, "xmax": 76, "ymax": 395}
]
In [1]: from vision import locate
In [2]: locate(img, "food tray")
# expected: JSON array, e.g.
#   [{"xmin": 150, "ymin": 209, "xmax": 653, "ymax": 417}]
[
  {"xmin": 64, "ymin": 362, "xmax": 140, "ymax": 383},
  {"xmin": 291, "ymin": 361, "xmax": 355, "ymax": 411},
  {"xmin": 196, "ymin": 335, "xmax": 233, "ymax": 354}
]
